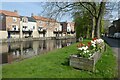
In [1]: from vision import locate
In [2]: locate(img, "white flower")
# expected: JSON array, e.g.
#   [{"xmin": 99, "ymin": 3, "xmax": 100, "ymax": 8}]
[
  {"xmin": 89, "ymin": 54, "xmax": 92, "ymax": 56},
  {"xmin": 78, "ymin": 48, "xmax": 83, "ymax": 50},
  {"xmin": 83, "ymin": 51, "xmax": 87, "ymax": 53},
  {"xmin": 92, "ymin": 44, "xmax": 96, "ymax": 47},
  {"xmin": 82, "ymin": 46, "xmax": 88, "ymax": 51},
  {"xmin": 86, "ymin": 50, "xmax": 89, "ymax": 53},
  {"xmin": 86, "ymin": 46, "xmax": 88, "ymax": 49},
  {"xmin": 96, "ymin": 39, "xmax": 104, "ymax": 44},
  {"xmin": 91, "ymin": 40, "xmax": 96, "ymax": 44}
]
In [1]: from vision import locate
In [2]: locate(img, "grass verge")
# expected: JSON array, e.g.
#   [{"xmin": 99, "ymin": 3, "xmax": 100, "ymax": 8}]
[{"xmin": 2, "ymin": 39, "xmax": 117, "ymax": 78}]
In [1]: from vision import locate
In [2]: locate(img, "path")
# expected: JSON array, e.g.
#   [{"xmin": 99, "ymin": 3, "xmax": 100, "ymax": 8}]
[{"xmin": 102, "ymin": 37, "xmax": 120, "ymax": 78}]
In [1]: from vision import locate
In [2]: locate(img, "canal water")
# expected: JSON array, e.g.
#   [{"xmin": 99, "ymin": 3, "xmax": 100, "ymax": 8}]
[{"xmin": 0, "ymin": 39, "xmax": 76, "ymax": 64}]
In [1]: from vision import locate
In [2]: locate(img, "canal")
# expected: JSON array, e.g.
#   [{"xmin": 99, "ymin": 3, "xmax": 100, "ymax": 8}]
[{"xmin": 0, "ymin": 39, "xmax": 76, "ymax": 64}]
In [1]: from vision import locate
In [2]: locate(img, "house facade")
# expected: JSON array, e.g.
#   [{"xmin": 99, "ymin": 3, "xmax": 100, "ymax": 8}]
[
  {"xmin": 113, "ymin": 19, "xmax": 120, "ymax": 32},
  {"xmin": 20, "ymin": 16, "xmax": 39, "ymax": 38},
  {"xmin": 32, "ymin": 15, "xmax": 62, "ymax": 37},
  {"xmin": 108, "ymin": 19, "xmax": 120, "ymax": 37},
  {"xmin": 60, "ymin": 22, "xmax": 75, "ymax": 37},
  {"xmin": 67, "ymin": 22, "xmax": 76, "ymax": 36},
  {"xmin": 0, "ymin": 10, "xmax": 76, "ymax": 39},
  {"xmin": 0, "ymin": 10, "xmax": 20, "ymax": 39}
]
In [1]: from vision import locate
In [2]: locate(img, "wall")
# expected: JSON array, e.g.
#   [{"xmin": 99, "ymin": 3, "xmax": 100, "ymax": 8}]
[
  {"xmin": 20, "ymin": 21, "xmax": 39, "ymax": 38},
  {"xmin": 0, "ymin": 31, "xmax": 8, "ymax": 39},
  {"xmin": 6, "ymin": 16, "xmax": 20, "ymax": 31},
  {"xmin": 10, "ymin": 33, "xmax": 20, "ymax": 38}
]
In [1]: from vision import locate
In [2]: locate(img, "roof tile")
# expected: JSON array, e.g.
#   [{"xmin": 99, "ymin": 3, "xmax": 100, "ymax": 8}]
[
  {"xmin": 33, "ymin": 16, "xmax": 57, "ymax": 22},
  {"xmin": 0, "ymin": 10, "xmax": 19, "ymax": 17}
]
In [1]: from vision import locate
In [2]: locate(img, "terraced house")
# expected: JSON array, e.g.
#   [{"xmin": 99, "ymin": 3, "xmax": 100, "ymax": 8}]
[
  {"xmin": 20, "ymin": 16, "xmax": 39, "ymax": 38},
  {"xmin": 60, "ymin": 22, "xmax": 75, "ymax": 37},
  {"xmin": 0, "ymin": 10, "xmax": 76, "ymax": 39},
  {"xmin": 32, "ymin": 15, "xmax": 62, "ymax": 37},
  {"xmin": 0, "ymin": 10, "xmax": 20, "ymax": 39}
]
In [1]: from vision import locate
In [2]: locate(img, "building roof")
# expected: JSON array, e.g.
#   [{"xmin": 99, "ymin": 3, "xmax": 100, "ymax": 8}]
[
  {"xmin": 20, "ymin": 16, "xmax": 36, "ymax": 22},
  {"xmin": 0, "ymin": 10, "xmax": 19, "ymax": 17},
  {"xmin": 32, "ymin": 16, "xmax": 57, "ymax": 22}
]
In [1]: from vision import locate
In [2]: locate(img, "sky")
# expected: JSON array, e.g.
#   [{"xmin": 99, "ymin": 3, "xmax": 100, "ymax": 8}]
[
  {"xmin": 0, "ymin": 1, "xmax": 119, "ymax": 22},
  {"xmin": 0, "ymin": 2, "xmax": 73, "ymax": 22}
]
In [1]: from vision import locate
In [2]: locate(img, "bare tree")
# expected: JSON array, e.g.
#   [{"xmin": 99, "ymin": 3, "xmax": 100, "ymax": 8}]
[{"xmin": 40, "ymin": 0, "xmax": 118, "ymax": 38}]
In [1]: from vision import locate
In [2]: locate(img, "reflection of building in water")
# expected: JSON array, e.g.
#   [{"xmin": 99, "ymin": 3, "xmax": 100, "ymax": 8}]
[
  {"xmin": 55, "ymin": 40, "xmax": 62, "ymax": 48},
  {"xmin": 43, "ymin": 40, "xmax": 46, "ymax": 50},
  {"xmin": 0, "ymin": 43, "xmax": 8, "ymax": 54},
  {"xmin": 46, "ymin": 40, "xmax": 55, "ymax": 51},
  {"xmin": 32, "ymin": 41, "xmax": 39, "ymax": 55},
  {"xmin": 1, "ymin": 39, "xmax": 76, "ymax": 64},
  {"xmin": 61, "ymin": 40, "xmax": 67, "ymax": 47},
  {"xmin": 1, "ymin": 52, "xmax": 13, "ymax": 64}
]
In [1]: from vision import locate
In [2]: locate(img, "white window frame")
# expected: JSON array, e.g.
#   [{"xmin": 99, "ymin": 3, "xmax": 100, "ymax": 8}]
[{"xmin": 13, "ymin": 17, "xmax": 17, "ymax": 22}]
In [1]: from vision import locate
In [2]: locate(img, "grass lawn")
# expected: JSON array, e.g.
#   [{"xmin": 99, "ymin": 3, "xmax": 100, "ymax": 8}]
[{"xmin": 2, "ymin": 39, "xmax": 117, "ymax": 78}]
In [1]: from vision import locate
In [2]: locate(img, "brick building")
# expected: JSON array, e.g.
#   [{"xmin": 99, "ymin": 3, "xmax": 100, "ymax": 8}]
[
  {"xmin": 0, "ymin": 10, "xmax": 76, "ymax": 39},
  {"xmin": 32, "ymin": 15, "xmax": 62, "ymax": 37},
  {"xmin": 0, "ymin": 10, "xmax": 20, "ymax": 38}
]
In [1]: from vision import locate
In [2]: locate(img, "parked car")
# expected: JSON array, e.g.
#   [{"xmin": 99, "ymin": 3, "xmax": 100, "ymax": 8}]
[{"xmin": 113, "ymin": 32, "xmax": 120, "ymax": 38}]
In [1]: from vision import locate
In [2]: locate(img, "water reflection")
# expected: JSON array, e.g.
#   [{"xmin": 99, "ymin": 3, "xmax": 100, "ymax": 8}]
[{"xmin": 0, "ymin": 39, "xmax": 76, "ymax": 64}]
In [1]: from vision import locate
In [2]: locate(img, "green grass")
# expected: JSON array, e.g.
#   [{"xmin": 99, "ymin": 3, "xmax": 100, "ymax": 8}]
[{"xmin": 2, "ymin": 39, "xmax": 117, "ymax": 78}]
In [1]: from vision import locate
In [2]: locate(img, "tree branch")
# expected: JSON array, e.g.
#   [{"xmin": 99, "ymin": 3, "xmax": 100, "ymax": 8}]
[{"xmin": 78, "ymin": 2, "xmax": 96, "ymax": 18}]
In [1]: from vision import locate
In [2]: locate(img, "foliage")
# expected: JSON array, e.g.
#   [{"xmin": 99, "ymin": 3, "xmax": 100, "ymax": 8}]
[{"xmin": 74, "ymin": 11, "xmax": 92, "ymax": 39}]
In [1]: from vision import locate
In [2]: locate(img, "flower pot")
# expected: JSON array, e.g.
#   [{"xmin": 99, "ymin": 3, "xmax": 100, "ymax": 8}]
[{"xmin": 69, "ymin": 51, "xmax": 101, "ymax": 72}]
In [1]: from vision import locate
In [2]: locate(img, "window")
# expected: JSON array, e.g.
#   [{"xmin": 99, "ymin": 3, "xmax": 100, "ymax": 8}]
[
  {"xmin": 39, "ymin": 21, "xmax": 42, "ymax": 25},
  {"xmin": 23, "ymin": 26, "xmax": 27, "ymax": 29},
  {"xmin": 22, "ymin": 18, "xmax": 28, "ymax": 23},
  {"xmin": 46, "ymin": 21, "xmax": 49, "ymax": 26},
  {"xmin": 12, "ymin": 25, "xmax": 16, "ymax": 31},
  {"xmin": 33, "ymin": 26, "xmax": 35, "ymax": 29},
  {"xmin": 13, "ymin": 17, "xmax": 17, "ymax": 22},
  {"xmin": 67, "ymin": 29, "xmax": 69, "ymax": 32},
  {"xmin": 55, "ymin": 28, "xmax": 57, "ymax": 31},
  {"xmin": 38, "ymin": 27, "xmax": 43, "ymax": 31},
  {"xmin": 0, "ymin": 15, "xmax": 3, "ymax": 20}
]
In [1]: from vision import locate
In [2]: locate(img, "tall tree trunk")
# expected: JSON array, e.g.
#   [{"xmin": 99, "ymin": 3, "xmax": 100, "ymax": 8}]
[
  {"xmin": 86, "ymin": 26, "xmax": 90, "ymax": 38},
  {"xmin": 94, "ymin": 1, "xmax": 106, "ymax": 38},
  {"xmin": 92, "ymin": 17, "xmax": 95, "ymax": 38},
  {"xmin": 95, "ymin": 17, "xmax": 101, "ymax": 38}
]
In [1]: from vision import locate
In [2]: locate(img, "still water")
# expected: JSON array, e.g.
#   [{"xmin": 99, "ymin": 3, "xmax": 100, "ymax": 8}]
[{"xmin": 0, "ymin": 39, "xmax": 76, "ymax": 64}]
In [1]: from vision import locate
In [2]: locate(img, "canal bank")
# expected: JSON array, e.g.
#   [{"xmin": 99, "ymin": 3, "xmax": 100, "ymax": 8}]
[
  {"xmin": 0, "ymin": 36, "xmax": 76, "ymax": 43},
  {"xmin": 2, "ymin": 40, "xmax": 117, "ymax": 78}
]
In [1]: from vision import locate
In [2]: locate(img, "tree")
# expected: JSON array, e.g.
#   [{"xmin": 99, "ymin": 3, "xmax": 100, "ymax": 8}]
[
  {"xmin": 41, "ymin": 1, "xmax": 108, "ymax": 38},
  {"xmin": 74, "ymin": 11, "xmax": 92, "ymax": 39}
]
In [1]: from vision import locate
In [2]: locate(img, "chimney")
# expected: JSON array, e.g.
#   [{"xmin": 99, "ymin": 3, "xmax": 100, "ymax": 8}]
[
  {"xmin": 31, "ymin": 13, "xmax": 34, "ymax": 17},
  {"xmin": 14, "ymin": 10, "xmax": 18, "ymax": 13}
]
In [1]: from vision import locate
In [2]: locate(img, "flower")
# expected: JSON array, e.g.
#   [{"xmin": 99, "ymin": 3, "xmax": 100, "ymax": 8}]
[
  {"xmin": 78, "ymin": 47, "xmax": 83, "ymax": 50},
  {"xmin": 87, "ymin": 42, "xmax": 91, "ymax": 47},
  {"xmin": 91, "ymin": 43, "xmax": 96, "ymax": 47},
  {"xmin": 77, "ymin": 38, "xmax": 104, "ymax": 58},
  {"xmin": 77, "ymin": 42, "xmax": 84, "ymax": 47},
  {"xmin": 92, "ymin": 37, "xmax": 97, "ymax": 41}
]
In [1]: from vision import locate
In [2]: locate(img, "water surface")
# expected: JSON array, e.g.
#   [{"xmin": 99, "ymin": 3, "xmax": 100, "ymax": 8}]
[{"xmin": 0, "ymin": 39, "xmax": 76, "ymax": 64}]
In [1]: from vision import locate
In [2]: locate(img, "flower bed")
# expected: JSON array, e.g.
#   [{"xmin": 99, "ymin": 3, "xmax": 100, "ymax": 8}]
[{"xmin": 69, "ymin": 38, "xmax": 105, "ymax": 72}]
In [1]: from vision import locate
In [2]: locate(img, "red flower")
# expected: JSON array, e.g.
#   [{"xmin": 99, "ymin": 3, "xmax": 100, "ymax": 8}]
[
  {"xmin": 92, "ymin": 37, "xmax": 98, "ymax": 41},
  {"xmin": 77, "ymin": 42, "xmax": 84, "ymax": 47},
  {"xmin": 87, "ymin": 42, "xmax": 91, "ymax": 47}
]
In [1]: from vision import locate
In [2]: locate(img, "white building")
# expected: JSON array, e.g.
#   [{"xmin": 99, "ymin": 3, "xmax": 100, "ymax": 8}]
[{"xmin": 20, "ymin": 16, "xmax": 39, "ymax": 38}]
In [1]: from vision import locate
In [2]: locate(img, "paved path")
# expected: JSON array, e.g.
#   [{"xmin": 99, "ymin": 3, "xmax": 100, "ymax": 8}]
[{"xmin": 102, "ymin": 37, "xmax": 120, "ymax": 78}]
